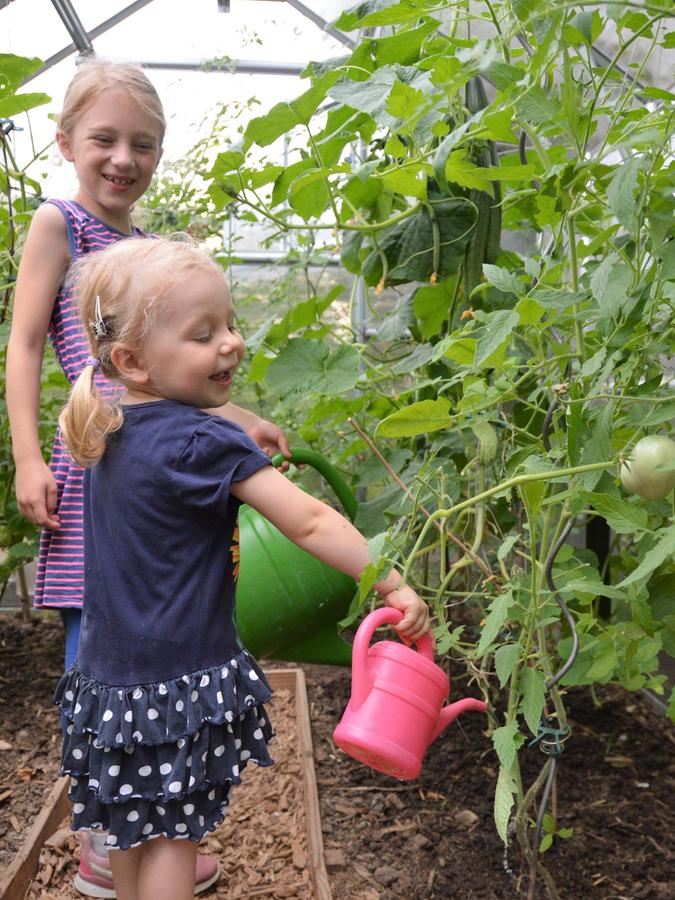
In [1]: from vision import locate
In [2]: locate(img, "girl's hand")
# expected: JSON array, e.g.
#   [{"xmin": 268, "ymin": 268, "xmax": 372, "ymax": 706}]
[
  {"xmin": 208, "ymin": 403, "xmax": 293, "ymax": 473},
  {"xmin": 382, "ymin": 585, "xmax": 432, "ymax": 644},
  {"xmin": 15, "ymin": 459, "xmax": 60, "ymax": 529},
  {"xmin": 245, "ymin": 418, "xmax": 292, "ymax": 472}
]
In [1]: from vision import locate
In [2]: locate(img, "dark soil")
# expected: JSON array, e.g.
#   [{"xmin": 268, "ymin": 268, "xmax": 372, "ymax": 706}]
[{"xmin": 1, "ymin": 611, "xmax": 674, "ymax": 899}]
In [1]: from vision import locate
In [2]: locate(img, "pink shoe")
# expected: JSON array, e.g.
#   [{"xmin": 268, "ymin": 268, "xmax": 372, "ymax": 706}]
[{"xmin": 75, "ymin": 832, "xmax": 221, "ymax": 897}]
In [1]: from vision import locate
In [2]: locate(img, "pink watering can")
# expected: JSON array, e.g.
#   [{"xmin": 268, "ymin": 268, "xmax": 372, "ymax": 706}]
[{"xmin": 333, "ymin": 607, "xmax": 488, "ymax": 780}]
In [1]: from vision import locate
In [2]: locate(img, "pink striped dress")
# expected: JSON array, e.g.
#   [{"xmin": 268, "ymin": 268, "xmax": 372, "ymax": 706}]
[{"xmin": 34, "ymin": 199, "xmax": 145, "ymax": 609}]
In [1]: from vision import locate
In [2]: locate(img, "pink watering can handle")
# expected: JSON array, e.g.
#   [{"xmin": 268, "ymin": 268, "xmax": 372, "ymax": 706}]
[{"xmin": 350, "ymin": 607, "xmax": 434, "ymax": 711}]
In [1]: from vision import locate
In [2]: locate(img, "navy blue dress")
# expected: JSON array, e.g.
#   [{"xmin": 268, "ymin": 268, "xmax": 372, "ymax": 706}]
[{"xmin": 55, "ymin": 400, "xmax": 273, "ymax": 849}]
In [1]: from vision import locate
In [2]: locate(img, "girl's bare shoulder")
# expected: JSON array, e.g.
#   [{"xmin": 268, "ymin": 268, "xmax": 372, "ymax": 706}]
[{"xmin": 21, "ymin": 202, "xmax": 70, "ymax": 264}]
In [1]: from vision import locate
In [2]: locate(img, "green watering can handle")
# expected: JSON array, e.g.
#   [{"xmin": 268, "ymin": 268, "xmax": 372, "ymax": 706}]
[{"xmin": 270, "ymin": 448, "xmax": 358, "ymax": 523}]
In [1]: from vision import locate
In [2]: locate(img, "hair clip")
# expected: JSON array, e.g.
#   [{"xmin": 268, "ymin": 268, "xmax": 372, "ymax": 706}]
[{"xmin": 89, "ymin": 294, "xmax": 107, "ymax": 339}]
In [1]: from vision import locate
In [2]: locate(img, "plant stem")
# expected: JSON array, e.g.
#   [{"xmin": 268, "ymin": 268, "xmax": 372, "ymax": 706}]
[{"xmin": 402, "ymin": 461, "xmax": 615, "ymax": 585}]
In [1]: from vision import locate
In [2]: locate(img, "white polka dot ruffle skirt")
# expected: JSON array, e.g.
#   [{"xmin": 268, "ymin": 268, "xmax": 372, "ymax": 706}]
[{"xmin": 55, "ymin": 650, "xmax": 274, "ymax": 849}]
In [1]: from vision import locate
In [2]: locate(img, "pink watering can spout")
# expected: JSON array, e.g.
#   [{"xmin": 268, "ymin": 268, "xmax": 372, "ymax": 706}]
[
  {"xmin": 431, "ymin": 697, "xmax": 490, "ymax": 743},
  {"xmin": 334, "ymin": 607, "xmax": 487, "ymax": 780}
]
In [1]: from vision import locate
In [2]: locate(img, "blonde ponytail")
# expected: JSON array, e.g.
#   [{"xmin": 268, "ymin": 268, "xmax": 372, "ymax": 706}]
[{"xmin": 59, "ymin": 363, "xmax": 123, "ymax": 467}]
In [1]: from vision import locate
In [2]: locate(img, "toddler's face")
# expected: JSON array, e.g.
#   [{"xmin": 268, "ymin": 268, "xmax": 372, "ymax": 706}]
[{"xmin": 133, "ymin": 268, "xmax": 244, "ymax": 410}]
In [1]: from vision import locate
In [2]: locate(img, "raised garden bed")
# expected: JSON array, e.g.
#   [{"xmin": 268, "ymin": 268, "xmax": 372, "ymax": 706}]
[{"xmin": 0, "ymin": 614, "xmax": 328, "ymax": 900}]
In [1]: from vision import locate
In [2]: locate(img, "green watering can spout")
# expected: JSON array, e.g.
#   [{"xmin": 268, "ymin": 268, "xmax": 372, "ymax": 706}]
[{"xmin": 234, "ymin": 448, "xmax": 358, "ymax": 666}]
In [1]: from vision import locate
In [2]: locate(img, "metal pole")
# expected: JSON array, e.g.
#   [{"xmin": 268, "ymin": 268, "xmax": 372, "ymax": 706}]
[
  {"xmin": 23, "ymin": 0, "xmax": 157, "ymax": 83},
  {"xmin": 284, "ymin": 0, "xmax": 356, "ymax": 50},
  {"xmin": 140, "ymin": 59, "xmax": 304, "ymax": 76},
  {"xmin": 49, "ymin": 0, "xmax": 93, "ymax": 53}
]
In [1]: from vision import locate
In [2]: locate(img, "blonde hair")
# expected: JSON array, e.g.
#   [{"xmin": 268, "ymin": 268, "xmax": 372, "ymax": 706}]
[
  {"xmin": 58, "ymin": 58, "xmax": 166, "ymax": 142},
  {"xmin": 59, "ymin": 237, "xmax": 224, "ymax": 467}
]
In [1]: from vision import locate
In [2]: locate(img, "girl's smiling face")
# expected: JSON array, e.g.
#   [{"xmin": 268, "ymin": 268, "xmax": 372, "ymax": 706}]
[
  {"xmin": 127, "ymin": 267, "xmax": 245, "ymax": 409},
  {"xmin": 57, "ymin": 87, "xmax": 163, "ymax": 232}
]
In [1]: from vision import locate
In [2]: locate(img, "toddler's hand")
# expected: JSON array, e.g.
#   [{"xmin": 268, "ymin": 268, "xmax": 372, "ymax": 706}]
[
  {"xmin": 15, "ymin": 459, "xmax": 60, "ymax": 529},
  {"xmin": 382, "ymin": 585, "xmax": 432, "ymax": 644}
]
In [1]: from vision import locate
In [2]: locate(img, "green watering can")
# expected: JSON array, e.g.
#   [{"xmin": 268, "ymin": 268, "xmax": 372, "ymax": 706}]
[{"xmin": 235, "ymin": 449, "xmax": 357, "ymax": 666}]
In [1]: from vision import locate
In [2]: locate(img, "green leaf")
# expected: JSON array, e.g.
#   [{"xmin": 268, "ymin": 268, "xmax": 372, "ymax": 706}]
[
  {"xmin": 477, "ymin": 590, "xmax": 514, "ymax": 656},
  {"xmin": 561, "ymin": 576, "xmax": 629, "ymax": 603},
  {"xmin": 516, "ymin": 86, "xmax": 562, "ymax": 124},
  {"xmin": 361, "ymin": 197, "xmax": 475, "ymax": 286},
  {"xmin": 511, "ymin": 0, "xmax": 542, "ymax": 24},
  {"xmin": 494, "ymin": 765, "xmax": 517, "ymax": 843},
  {"xmin": 586, "ymin": 640, "xmax": 618, "ymax": 680},
  {"xmin": 0, "ymin": 91, "xmax": 51, "ymax": 117},
  {"xmin": 579, "ymin": 401, "xmax": 614, "ymax": 490},
  {"xmin": 618, "ymin": 525, "xmax": 675, "ymax": 588},
  {"xmin": 482, "ymin": 265, "xmax": 525, "ymax": 297},
  {"xmin": 376, "ymin": 398, "xmax": 451, "ymax": 438},
  {"xmin": 661, "ymin": 241, "xmax": 675, "ymax": 281},
  {"xmin": 494, "ymin": 643, "xmax": 521, "ymax": 688},
  {"xmin": 209, "ymin": 150, "xmax": 245, "ymax": 177},
  {"xmin": 382, "ymin": 166, "xmax": 427, "ymax": 199},
  {"xmin": 578, "ymin": 491, "xmax": 648, "ymax": 534},
  {"xmin": 493, "ymin": 720, "xmax": 519, "ymax": 770},
  {"xmin": 266, "ymin": 340, "xmax": 359, "ymax": 397},
  {"xmin": 631, "ymin": 595, "xmax": 655, "ymax": 637},
  {"xmin": 271, "ymin": 159, "xmax": 315, "ymax": 207},
  {"xmin": 374, "ymin": 20, "xmax": 439, "ymax": 66},
  {"xmin": 484, "ymin": 60, "xmax": 526, "ymax": 90},
  {"xmin": 340, "ymin": 230, "xmax": 365, "ymax": 275},
  {"xmin": 580, "ymin": 347, "xmax": 607, "ymax": 378},
  {"xmin": 391, "ymin": 342, "xmax": 435, "ymax": 374},
  {"xmin": 520, "ymin": 667, "xmax": 546, "ymax": 736},
  {"xmin": 245, "ymin": 103, "xmax": 302, "ymax": 148},
  {"xmin": 539, "ymin": 833, "xmax": 554, "ymax": 853},
  {"xmin": 412, "ymin": 282, "xmax": 450, "ymax": 339},
  {"xmin": 472, "ymin": 419, "xmax": 498, "ymax": 462},
  {"xmin": 607, "ymin": 157, "xmax": 644, "ymax": 236},
  {"xmin": 244, "ymin": 73, "xmax": 336, "ymax": 148},
  {"xmin": 288, "ymin": 168, "xmax": 332, "ymax": 220},
  {"xmin": 265, "ymin": 285, "xmax": 344, "ymax": 346},
  {"xmin": 518, "ymin": 454, "xmax": 550, "ymax": 517},
  {"xmin": 329, "ymin": 65, "xmax": 426, "ymax": 119},
  {"xmin": 474, "ymin": 309, "xmax": 519, "ymax": 367},
  {"xmin": 385, "ymin": 80, "xmax": 425, "ymax": 120},
  {"xmin": 0, "ymin": 54, "xmax": 44, "ymax": 93},
  {"xmin": 432, "ymin": 121, "xmax": 472, "ymax": 192},
  {"xmin": 667, "ymin": 687, "xmax": 675, "ymax": 722},
  {"xmin": 529, "ymin": 288, "xmax": 587, "ymax": 309},
  {"xmin": 443, "ymin": 150, "xmax": 494, "ymax": 193},
  {"xmin": 336, "ymin": 0, "xmax": 430, "ymax": 29},
  {"xmin": 384, "ymin": 135, "xmax": 407, "ymax": 157},
  {"xmin": 498, "ymin": 535, "xmax": 519, "ymax": 562}
]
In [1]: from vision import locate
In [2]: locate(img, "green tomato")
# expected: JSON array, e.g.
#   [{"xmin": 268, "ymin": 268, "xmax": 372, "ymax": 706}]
[{"xmin": 620, "ymin": 435, "xmax": 675, "ymax": 500}]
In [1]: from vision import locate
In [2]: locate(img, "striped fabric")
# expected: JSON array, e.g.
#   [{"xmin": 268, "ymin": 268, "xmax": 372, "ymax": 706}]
[{"xmin": 34, "ymin": 200, "xmax": 144, "ymax": 609}]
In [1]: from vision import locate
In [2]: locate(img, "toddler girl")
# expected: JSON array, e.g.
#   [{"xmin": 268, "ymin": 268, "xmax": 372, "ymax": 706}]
[{"xmin": 56, "ymin": 235, "xmax": 430, "ymax": 900}]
